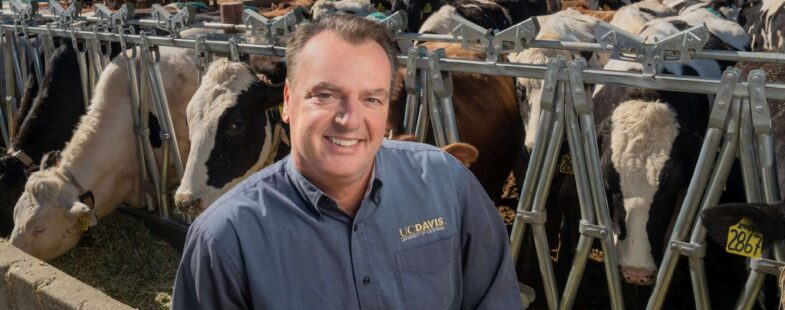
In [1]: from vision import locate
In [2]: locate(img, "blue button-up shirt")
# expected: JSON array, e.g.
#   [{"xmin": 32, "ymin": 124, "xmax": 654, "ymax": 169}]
[{"xmin": 171, "ymin": 140, "xmax": 521, "ymax": 309}]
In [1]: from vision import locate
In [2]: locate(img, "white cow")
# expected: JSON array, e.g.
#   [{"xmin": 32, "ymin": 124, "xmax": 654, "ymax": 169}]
[{"xmin": 10, "ymin": 46, "xmax": 198, "ymax": 261}]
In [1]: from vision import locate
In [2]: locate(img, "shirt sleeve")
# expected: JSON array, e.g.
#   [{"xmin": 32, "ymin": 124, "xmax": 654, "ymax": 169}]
[
  {"xmin": 456, "ymin": 165, "xmax": 523, "ymax": 310},
  {"xmin": 171, "ymin": 223, "xmax": 248, "ymax": 310}
]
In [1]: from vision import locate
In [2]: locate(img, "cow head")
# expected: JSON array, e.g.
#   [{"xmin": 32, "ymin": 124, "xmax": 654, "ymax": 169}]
[
  {"xmin": 10, "ymin": 167, "xmax": 97, "ymax": 261},
  {"xmin": 175, "ymin": 59, "xmax": 284, "ymax": 215},
  {"xmin": 418, "ymin": 0, "xmax": 512, "ymax": 34},
  {"xmin": 601, "ymin": 99, "xmax": 704, "ymax": 285}
]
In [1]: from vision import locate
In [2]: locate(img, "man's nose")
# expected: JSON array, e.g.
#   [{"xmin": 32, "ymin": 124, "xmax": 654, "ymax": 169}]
[{"xmin": 334, "ymin": 99, "xmax": 362, "ymax": 128}]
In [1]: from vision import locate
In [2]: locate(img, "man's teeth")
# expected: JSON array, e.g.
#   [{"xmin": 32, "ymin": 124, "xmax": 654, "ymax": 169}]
[{"xmin": 330, "ymin": 137, "xmax": 359, "ymax": 147}]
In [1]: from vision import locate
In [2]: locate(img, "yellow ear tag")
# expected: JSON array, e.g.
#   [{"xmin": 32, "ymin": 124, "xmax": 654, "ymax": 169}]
[
  {"xmin": 376, "ymin": 2, "xmax": 386, "ymax": 12},
  {"xmin": 77, "ymin": 216, "xmax": 89, "ymax": 232},
  {"xmin": 423, "ymin": 3, "xmax": 432, "ymax": 14},
  {"xmin": 559, "ymin": 153, "xmax": 574, "ymax": 175},
  {"xmin": 725, "ymin": 217, "xmax": 762, "ymax": 259}
]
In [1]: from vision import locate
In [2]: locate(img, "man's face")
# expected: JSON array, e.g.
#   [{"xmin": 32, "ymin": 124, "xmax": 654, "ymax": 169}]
[{"xmin": 283, "ymin": 31, "xmax": 391, "ymax": 185}]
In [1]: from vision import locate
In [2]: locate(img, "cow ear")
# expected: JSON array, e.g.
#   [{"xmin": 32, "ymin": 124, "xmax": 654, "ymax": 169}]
[
  {"xmin": 40, "ymin": 150, "xmax": 62, "ymax": 170},
  {"xmin": 442, "ymin": 143, "xmax": 479, "ymax": 167},
  {"xmin": 69, "ymin": 202, "xmax": 97, "ymax": 227}
]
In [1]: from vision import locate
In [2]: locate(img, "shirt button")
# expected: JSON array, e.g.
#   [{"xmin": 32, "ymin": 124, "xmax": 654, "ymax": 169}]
[
  {"xmin": 362, "ymin": 276, "xmax": 371, "ymax": 286},
  {"xmin": 353, "ymin": 224, "xmax": 359, "ymax": 232}
]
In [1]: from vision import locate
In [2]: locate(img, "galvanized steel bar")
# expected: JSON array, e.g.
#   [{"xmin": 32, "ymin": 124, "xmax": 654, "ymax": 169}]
[
  {"xmin": 426, "ymin": 73, "xmax": 447, "ymax": 147},
  {"xmin": 403, "ymin": 47, "xmax": 423, "ymax": 135},
  {"xmin": 527, "ymin": 79, "xmax": 566, "ymax": 310},
  {"xmin": 69, "ymin": 27, "xmax": 90, "ymax": 109},
  {"xmin": 569, "ymin": 59, "xmax": 624, "ymax": 310},
  {"xmin": 414, "ymin": 70, "xmax": 429, "ymax": 142},
  {"xmin": 0, "ymin": 101, "xmax": 9, "ymax": 146},
  {"xmin": 19, "ymin": 26, "xmax": 44, "ymax": 87},
  {"xmin": 9, "ymin": 29, "xmax": 25, "ymax": 97},
  {"xmin": 646, "ymin": 67, "xmax": 742, "ymax": 310},
  {"xmin": 427, "ymin": 50, "xmax": 460, "ymax": 144},
  {"xmin": 3, "ymin": 29, "xmax": 18, "ymax": 138},
  {"xmin": 510, "ymin": 57, "xmax": 562, "ymax": 262},
  {"xmin": 559, "ymin": 87, "xmax": 597, "ymax": 310},
  {"xmin": 738, "ymin": 98, "xmax": 762, "ymax": 203},
  {"xmin": 4, "ymin": 25, "xmax": 785, "ymax": 101}
]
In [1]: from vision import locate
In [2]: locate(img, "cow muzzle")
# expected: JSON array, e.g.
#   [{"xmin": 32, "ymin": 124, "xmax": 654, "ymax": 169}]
[
  {"xmin": 174, "ymin": 193, "xmax": 202, "ymax": 216},
  {"xmin": 621, "ymin": 266, "xmax": 657, "ymax": 286}
]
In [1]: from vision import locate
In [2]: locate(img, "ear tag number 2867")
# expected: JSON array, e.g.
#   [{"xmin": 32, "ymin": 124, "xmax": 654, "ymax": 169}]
[{"xmin": 725, "ymin": 218, "xmax": 763, "ymax": 259}]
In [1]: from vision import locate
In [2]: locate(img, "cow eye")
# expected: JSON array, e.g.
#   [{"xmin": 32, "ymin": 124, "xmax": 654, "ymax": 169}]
[{"xmin": 231, "ymin": 120, "xmax": 245, "ymax": 132}]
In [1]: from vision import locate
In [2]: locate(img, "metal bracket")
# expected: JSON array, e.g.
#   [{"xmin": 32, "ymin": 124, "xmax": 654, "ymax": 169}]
[
  {"xmin": 747, "ymin": 69, "xmax": 773, "ymax": 135},
  {"xmin": 151, "ymin": 3, "xmax": 195, "ymax": 38},
  {"xmin": 708, "ymin": 67, "xmax": 741, "ymax": 128},
  {"xmin": 595, "ymin": 22, "xmax": 710, "ymax": 77},
  {"xmin": 449, "ymin": 14, "xmax": 496, "ymax": 61},
  {"xmin": 427, "ymin": 49, "xmax": 453, "ymax": 99},
  {"xmin": 492, "ymin": 17, "xmax": 540, "ymax": 54},
  {"xmin": 517, "ymin": 210, "xmax": 548, "ymax": 225},
  {"xmin": 404, "ymin": 46, "xmax": 426, "ymax": 98},
  {"xmin": 228, "ymin": 36, "xmax": 244, "ymax": 62},
  {"xmin": 566, "ymin": 58, "xmax": 591, "ymax": 115},
  {"xmin": 669, "ymin": 240, "xmax": 707, "ymax": 258},
  {"xmin": 10, "ymin": 0, "xmax": 34, "ymax": 23},
  {"xmin": 540, "ymin": 57, "xmax": 564, "ymax": 112},
  {"xmin": 578, "ymin": 220, "xmax": 609, "ymax": 239},
  {"xmin": 243, "ymin": 8, "xmax": 305, "ymax": 45},
  {"xmin": 377, "ymin": 11, "xmax": 407, "ymax": 33},
  {"xmin": 749, "ymin": 258, "xmax": 785, "ymax": 276},
  {"xmin": 93, "ymin": 3, "xmax": 134, "ymax": 29},
  {"xmin": 49, "ymin": 0, "xmax": 77, "ymax": 26}
]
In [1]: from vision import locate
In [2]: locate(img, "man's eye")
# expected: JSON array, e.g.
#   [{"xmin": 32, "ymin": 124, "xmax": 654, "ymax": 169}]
[
  {"xmin": 315, "ymin": 93, "xmax": 335, "ymax": 100},
  {"xmin": 365, "ymin": 97, "xmax": 384, "ymax": 105}
]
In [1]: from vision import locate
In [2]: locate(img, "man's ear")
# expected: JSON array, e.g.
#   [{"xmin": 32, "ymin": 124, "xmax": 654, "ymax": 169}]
[
  {"xmin": 283, "ymin": 79, "xmax": 291, "ymax": 123},
  {"xmin": 69, "ymin": 202, "xmax": 97, "ymax": 227}
]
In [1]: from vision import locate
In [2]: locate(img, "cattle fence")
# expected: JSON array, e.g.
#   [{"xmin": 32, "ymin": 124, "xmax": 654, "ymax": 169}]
[{"xmin": 2, "ymin": 0, "xmax": 785, "ymax": 309}]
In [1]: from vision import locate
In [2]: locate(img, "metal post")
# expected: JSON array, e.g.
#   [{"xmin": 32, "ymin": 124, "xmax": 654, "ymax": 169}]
[
  {"xmin": 414, "ymin": 69, "xmax": 429, "ymax": 143},
  {"xmin": 403, "ymin": 46, "xmax": 424, "ymax": 135},
  {"xmin": 426, "ymin": 75, "xmax": 447, "ymax": 147},
  {"xmin": 510, "ymin": 57, "xmax": 562, "ymax": 263},
  {"xmin": 3, "ymin": 29, "xmax": 18, "ymax": 139},
  {"xmin": 568, "ymin": 59, "xmax": 624, "ymax": 310},
  {"xmin": 20, "ymin": 25, "xmax": 43, "ymax": 87},
  {"xmin": 647, "ymin": 67, "xmax": 742, "ymax": 310},
  {"xmin": 428, "ymin": 49, "xmax": 459, "ymax": 144},
  {"xmin": 194, "ymin": 35, "xmax": 208, "ymax": 86},
  {"xmin": 70, "ymin": 27, "xmax": 90, "ymax": 109},
  {"xmin": 8, "ymin": 28, "xmax": 24, "ymax": 99}
]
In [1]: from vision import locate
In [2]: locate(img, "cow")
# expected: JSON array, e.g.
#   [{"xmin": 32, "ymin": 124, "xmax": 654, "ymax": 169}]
[
  {"xmin": 9, "ymin": 46, "xmax": 198, "ymax": 261},
  {"xmin": 0, "ymin": 44, "xmax": 89, "ymax": 237},
  {"xmin": 743, "ymin": 0, "xmax": 785, "ymax": 51},
  {"xmin": 589, "ymin": 12, "xmax": 752, "ymax": 308},
  {"xmin": 417, "ymin": 0, "xmax": 512, "ymax": 34},
  {"xmin": 311, "ymin": 0, "xmax": 374, "ymax": 20},
  {"xmin": 174, "ymin": 59, "xmax": 285, "ymax": 215},
  {"xmin": 609, "ymin": 0, "xmax": 676, "ymax": 35}
]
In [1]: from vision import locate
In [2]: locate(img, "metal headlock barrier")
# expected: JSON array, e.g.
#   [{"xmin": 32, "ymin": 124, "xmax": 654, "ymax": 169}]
[{"xmin": 3, "ymin": 2, "xmax": 785, "ymax": 308}]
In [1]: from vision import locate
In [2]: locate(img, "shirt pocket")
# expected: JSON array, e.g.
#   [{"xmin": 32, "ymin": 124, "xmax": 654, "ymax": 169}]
[{"xmin": 395, "ymin": 235, "xmax": 459, "ymax": 309}]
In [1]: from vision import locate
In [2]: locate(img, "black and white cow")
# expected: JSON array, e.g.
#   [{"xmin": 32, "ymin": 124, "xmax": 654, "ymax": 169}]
[
  {"xmin": 174, "ymin": 59, "xmax": 285, "ymax": 215},
  {"xmin": 417, "ymin": 0, "xmax": 513, "ymax": 34},
  {"xmin": 742, "ymin": 0, "xmax": 785, "ymax": 51},
  {"xmin": 569, "ymin": 12, "xmax": 751, "ymax": 310}
]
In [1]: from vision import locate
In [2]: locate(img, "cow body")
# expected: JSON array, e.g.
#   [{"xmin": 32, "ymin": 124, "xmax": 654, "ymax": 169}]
[
  {"xmin": 744, "ymin": 0, "xmax": 785, "ymax": 51},
  {"xmin": 10, "ymin": 46, "xmax": 198, "ymax": 261}
]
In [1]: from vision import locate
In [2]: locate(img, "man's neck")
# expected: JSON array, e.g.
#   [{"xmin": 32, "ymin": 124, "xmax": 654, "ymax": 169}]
[{"xmin": 294, "ymin": 160, "xmax": 373, "ymax": 218}]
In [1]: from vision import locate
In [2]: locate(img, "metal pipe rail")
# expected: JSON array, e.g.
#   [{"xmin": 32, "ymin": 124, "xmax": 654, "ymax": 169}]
[
  {"xmin": 393, "ymin": 33, "xmax": 785, "ymax": 65},
  {"xmin": 0, "ymin": 10, "xmax": 249, "ymax": 32},
  {"xmin": 11, "ymin": 23, "xmax": 785, "ymax": 102}
]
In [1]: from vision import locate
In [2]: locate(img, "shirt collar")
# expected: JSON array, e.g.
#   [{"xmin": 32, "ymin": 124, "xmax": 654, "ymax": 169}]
[{"xmin": 285, "ymin": 153, "xmax": 384, "ymax": 217}]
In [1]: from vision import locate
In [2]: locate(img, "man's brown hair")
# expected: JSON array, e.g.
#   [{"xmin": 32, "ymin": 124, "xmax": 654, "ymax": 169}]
[{"xmin": 285, "ymin": 14, "xmax": 399, "ymax": 86}]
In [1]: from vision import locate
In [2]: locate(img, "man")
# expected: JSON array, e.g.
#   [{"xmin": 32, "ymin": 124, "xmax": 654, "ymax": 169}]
[{"xmin": 171, "ymin": 15, "xmax": 521, "ymax": 309}]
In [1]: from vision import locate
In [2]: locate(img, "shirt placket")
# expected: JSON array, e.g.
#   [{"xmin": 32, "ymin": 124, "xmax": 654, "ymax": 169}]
[{"xmin": 350, "ymin": 201, "xmax": 381, "ymax": 310}]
